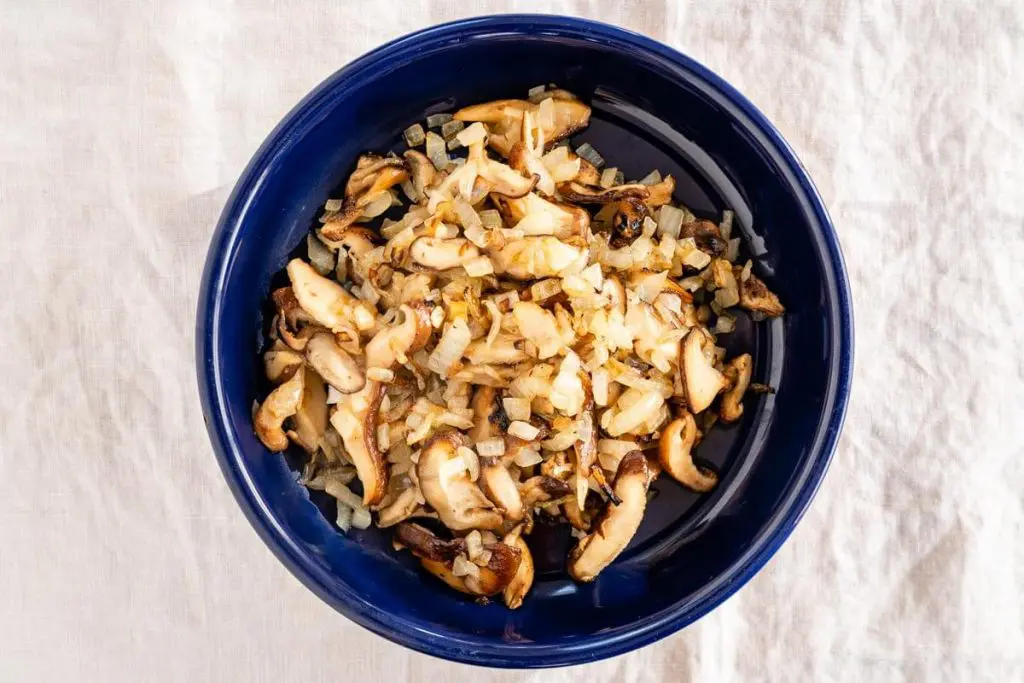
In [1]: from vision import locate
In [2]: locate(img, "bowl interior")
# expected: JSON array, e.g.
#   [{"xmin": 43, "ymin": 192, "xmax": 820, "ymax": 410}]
[{"xmin": 200, "ymin": 17, "xmax": 849, "ymax": 667}]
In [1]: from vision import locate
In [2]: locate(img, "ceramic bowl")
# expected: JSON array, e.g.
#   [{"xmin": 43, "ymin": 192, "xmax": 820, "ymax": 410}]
[{"xmin": 196, "ymin": 15, "xmax": 853, "ymax": 668}]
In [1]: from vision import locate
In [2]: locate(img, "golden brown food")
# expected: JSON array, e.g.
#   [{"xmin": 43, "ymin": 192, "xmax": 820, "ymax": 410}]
[{"xmin": 251, "ymin": 85, "xmax": 784, "ymax": 605}]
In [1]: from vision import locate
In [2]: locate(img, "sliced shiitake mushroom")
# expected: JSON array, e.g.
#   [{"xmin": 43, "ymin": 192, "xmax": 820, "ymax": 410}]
[
  {"xmin": 397, "ymin": 522, "xmax": 522, "ymax": 597},
  {"xmin": 658, "ymin": 412, "xmax": 717, "ymax": 492},
  {"xmin": 410, "ymin": 237, "xmax": 481, "ymax": 271},
  {"xmin": 403, "ymin": 149, "xmax": 437, "ymax": 198},
  {"xmin": 720, "ymin": 353, "xmax": 753, "ymax": 422},
  {"xmin": 287, "ymin": 259, "xmax": 376, "ymax": 333},
  {"xmin": 454, "ymin": 98, "xmax": 591, "ymax": 157},
  {"xmin": 263, "ymin": 341, "xmax": 304, "ymax": 383},
  {"xmin": 271, "ymin": 286, "xmax": 321, "ymax": 351},
  {"xmin": 502, "ymin": 526, "xmax": 534, "ymax": 609},
  {"xmin": 254, "ymin": 368, "xmax": 306, "ymax": 452},
  {"xmin": 557, "ymin": 181, "xmax": 650, "ymax": 204},
  {"xmin": 567, "ymin": 450, "xmax": 650, "ymax": 582},
  {"xmin": 286, "ymin": 367, "xmax": 328, "ymax": 453},
  {"xmin": 680, "ymin": 328, "xmax": 728, "ymax": 414},
  {"xmin": 417, "ymin": 431, "xmax": 504, "ymax": 531},
  {"xmin": 305, "ymin": 331, "xmax": 365, "ymax": 394},
  {"xmin": 321, "ymin": 154, "xmax": 409, "ymax": 239},
  {"xmin": 333, "ymin": 303, "xmax": 433, "ymax": 506},
  {"xmin": 680, "ymin": 220, "xmax": 728, "ymax": 257},
  {"xmin": 739, "ymin": 272, "xmax": 785, "ymax": 317},
  {"xmin": 611, "ymin": 197, "xmax": 650, "ymax": 247},
  {"xmin": 520, "ymin": 475, "xmax": 574, "ymax": 509}
]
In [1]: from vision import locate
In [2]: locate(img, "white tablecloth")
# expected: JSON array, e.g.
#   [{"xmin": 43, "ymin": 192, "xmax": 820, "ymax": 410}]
[{"xmin": 1, "ymin": 1, "xmax": 1021, "ymax": 681}]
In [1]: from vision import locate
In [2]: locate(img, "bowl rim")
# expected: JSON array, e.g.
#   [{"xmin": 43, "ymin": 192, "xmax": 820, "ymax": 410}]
[{"xmin": 196, "ymin": 13, "xmax": 854, "ymax": 669}]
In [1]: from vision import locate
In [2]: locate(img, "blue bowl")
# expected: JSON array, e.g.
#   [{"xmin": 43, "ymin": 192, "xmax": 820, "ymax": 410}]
[{"xmin": 196, "ymin": 15, "xmax": 853, "ymax": 668}]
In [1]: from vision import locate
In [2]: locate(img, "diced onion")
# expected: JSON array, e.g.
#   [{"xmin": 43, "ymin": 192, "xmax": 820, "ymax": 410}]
[
  {"xmin": 513, "ymin": 447, "xmax": 543, "ymax": 468},
  {"xmin": 367, "ymin": 367, "xmax": 396, "ymax": 383},
  {"xmin": 638, "ymin": 170, "xmax": 662, "ymax": 185},
  {"xmin": 509, "ymin": 420, "xmax": 540, "ymax": 441},
  {"xmin": 427, "ymin": 318, "xmax": 471, "ymax": 376},
  {"xmin": 307, "ymin": 232, "xmax": 336, "ymax": 276},
  {"xmin": 475, "ymin": 438, "xmax": 506, "ymax": 457},
  {"xmin": 592, "ymin": 368, "xmax": 610, "ymax": 406},
  {"xmin": 426, "ymin": 112, "xmax": 453, "ymax": 128},
  {"xmin": 609, "ymin": 392, "xmax": 664, "ymax": 436},
  {"xmin": 351, "ymin": 506, "xmax": 372, "ymax": 530},
  {"xmin": 403, "ymin": 123, "xmax": 426, "ymax": 147},
  {"xmin": 335, "ymin": 504, "xmax": 353, "ymax": 532},
  {"xmin": 575, "ymin": 142, "xmax": 605, "ymax": 168},
  {"xmin": 530, "ymin": 278, "xmax": 562, "ymax": 301},
  {"xmin": 478, "ymin": 209, "xmax": 502, "ymax": 230},
  {"xmin": 463, "ymin": 256, "xmax": 494, "ymax": 277},
  {"xmin": 465, "ymin": 530, "xmax": 484, "ymax": 560},
  {"xmin": 441, "ymin": 119, "xmax": 465, "ymax": 140},
  {"xmin": 425, "ymin": 132, "xmax": 449, "ymax": 170},
  {"xmin": 503, "ymin": 397, "xmax": 531, "ymax": 421},
  {"xmin": 456, "ymin": 122, "xmax": 488, "ymax": 147},
  {"xmin": 719, "ymin": 209, "xmax": 734, "ymax": 240},
  {"xmin": 361, "ymin": 192, "xmax": 393, "ymax": 218},
  {"xmin": 657, "ymin": 205, "xmax": 685, "ymax": 238},
  {"xmin": 599, "ymin": 167, "xmax": 618, "ymax": 188}
]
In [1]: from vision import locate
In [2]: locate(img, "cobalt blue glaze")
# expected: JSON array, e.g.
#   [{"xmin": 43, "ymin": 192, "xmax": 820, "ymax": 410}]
[{"xmin": 196, "ymin": 15, "xmax": 854, "ymax": 668}]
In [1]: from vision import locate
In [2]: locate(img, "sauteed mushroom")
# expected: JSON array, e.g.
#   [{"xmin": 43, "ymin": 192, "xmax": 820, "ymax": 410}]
[{"xmin": 251, "ymin": 86, "xmax": 783, "ymax": 605}]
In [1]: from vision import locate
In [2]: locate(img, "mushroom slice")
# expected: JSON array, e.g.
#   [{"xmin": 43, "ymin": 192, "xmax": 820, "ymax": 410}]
[
  {"xmin": 557, "ymin": 181, "xmax": 650, "ymax": 204},
  {"xmin": 492, "ymin": 192, "xmax": 586, "ymax": 239},
  {"xmin": 344, "ymin": 154, "xmax": 408, "ymax": 198},
  {"xmin": 645, "ymin": 175, "xmax": 676, "ymax": 207},
  {"xmin": 480, "ymin": 460, "xmax": 524, "ymax": 521},
  {"xmin": 574, "ymin": 157, "xmax": 601, "ymax": 185},
  {"xmin": 254, "ymin": 367, "xmax": 306, "ymax": 452},
  {"xmin": 611, "ymin": 197, "xmax": 651, "ymax": 246},
  {"xmin": 287, "ymin": 367, "xmax": 328, "ymax": 453},
  {"xmin": 520, "ymin": 475, "xmax": 574, "ymax": 509},
  {"xmin": 502, "ymin": 527, "xmax": 534, "ymax": 609},
  {"xmin": 680, "ymin": 328, "xmax": 728, "ymax": 414},
  {"xmin": 658, "ymin": 413, "xmax": 717, "ymax": 492},
  {"xmin": 320, "ymin": 227, "xmax": 378, "ymax": 284},
  {"xmin": 489, "ymin": 236, "xmax": 586, "ymax": 280},
  {"xmin": 403, "ymin": 149, "xmax": 437, "ymax": 198},
  {"xmin": 567, "ymin": 451, "xmax": 651, "ymax": 582},
  {"xmin": 395, "ymin": 522, "xmax": 522, "ymax": 597},
  {"xmin": 286, "ymin": 259, "xmax": 376, "ymax": 333},
  {"xmin": 376, "ymin": 486, "xmax": 420, "ymax": 528},
  {"xmin": 321, "ymin": 155, "xmax": 409, "ymax": 239},
  {"xmin": 330, "ymin": 382, "xmax": 387, "ymax": 506},
  {"xmin": 454, "ymin": 98, "xmax": 591, "ymax": 157},
  {"xmin": 305, "ymin": 331, "xmax": 365, "ymax": 394},
  {"xmin": 263, "ymin": 342, "xmax": 304, "ymax": 383},
  {"xmin": 739, "ymin": 272, "xmax": 785, "ymax": 317},
  {"xmin": 333, "ymin": 303, "xmax": 434, "ymax": 506},
  {"xmin": 410, "ymin": 237, "xmax": 481, "ymax": 271},
  {"xmin": 453, "ymin": 99, "xmax": 529, "ymax": 124},
  {"xmin": 571, "ymin": 375, "xmax": 598, "ymax": 509},
  {"xmin": 417, "ymin": 431, "xmax": 504, "ymax": 531},
  {"xmin": 470, "ymin": 387, "xmax": 525, "ymax": 521},
  {"xmin": 479, "ymin": 162, "xmax": 538, "ymax": 198},
  {"xmin": 271, "ymin": 287, "xmax": 321, "ymax": 351},
  {"xmin": 680, "ymin": 220, "xmax": 728, "ymax": 256},
  {"xmin": 720, "ymin": 353, "xmax": 753, "ymax": 423},
  {"xmin": 465, "ymin": 335, "xmax": 527, "ymax": 365}
]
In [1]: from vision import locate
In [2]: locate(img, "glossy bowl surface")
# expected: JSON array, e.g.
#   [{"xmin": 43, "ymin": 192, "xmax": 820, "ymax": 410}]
[{"xmin": 196, "ymin": 14, "xmax": 853, "ymax": 668}]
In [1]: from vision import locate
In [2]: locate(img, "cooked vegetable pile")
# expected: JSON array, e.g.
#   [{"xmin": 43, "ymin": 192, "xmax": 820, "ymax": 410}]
[{"xmin": 253, "ymin": 86, "xmax": 784, "ymax": 607}]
